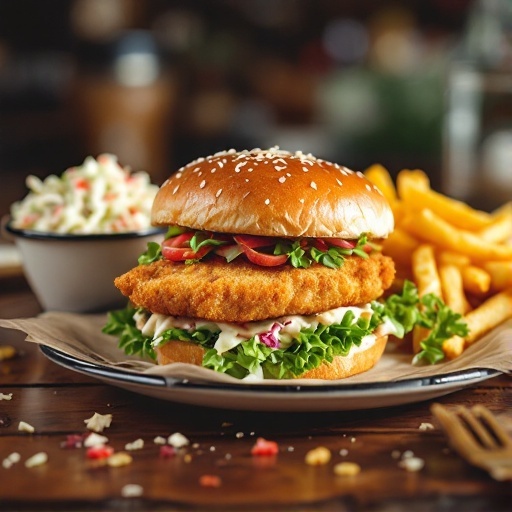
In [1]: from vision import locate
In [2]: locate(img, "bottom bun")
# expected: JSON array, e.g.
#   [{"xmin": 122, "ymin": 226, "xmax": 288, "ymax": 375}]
[{"xmin": 156, "ymin": 335, "xmax": 388, "ymax": 380}]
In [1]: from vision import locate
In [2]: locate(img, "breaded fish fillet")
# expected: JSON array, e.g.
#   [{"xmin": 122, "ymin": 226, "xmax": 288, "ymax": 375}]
[{"xmin": 115, "ymin": 253, "xmax": 395, "ymax": 322}]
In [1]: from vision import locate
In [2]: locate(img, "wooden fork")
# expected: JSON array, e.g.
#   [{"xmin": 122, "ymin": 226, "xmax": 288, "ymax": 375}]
[{"xmin": 431, "ymin": 403, "xmax": 512, "ymax": 481}]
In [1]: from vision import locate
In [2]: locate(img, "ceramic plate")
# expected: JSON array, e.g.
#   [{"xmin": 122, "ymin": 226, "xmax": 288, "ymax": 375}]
[{"xmin": 40, "ymin": 345, "xmax": 501, "ymax": 412}]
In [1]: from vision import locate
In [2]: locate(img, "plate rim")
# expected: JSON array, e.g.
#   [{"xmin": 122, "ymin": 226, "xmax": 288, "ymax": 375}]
[{"xmin": 40, "ymin": 344, "xmax": 502, "ymax": 395}]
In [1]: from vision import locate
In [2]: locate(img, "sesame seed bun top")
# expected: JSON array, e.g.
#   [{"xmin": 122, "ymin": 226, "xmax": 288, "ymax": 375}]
[{"xmin": 151, "ymin": 147, "xmax": 394, "ymax": 239}]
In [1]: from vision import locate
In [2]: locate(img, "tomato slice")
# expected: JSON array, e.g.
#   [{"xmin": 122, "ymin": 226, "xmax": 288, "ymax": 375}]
[
  {"xmin": 233, "ymin": 234, "xmax": 276, "ymax": 249},
  {"xmin": 327, "ymin": 238, "xmax": 356, "ymax": 249},
  {"xmin": 162, "ymin": 232, "xmax": 213, "ymax": 261},
  {"xmin": 236, "ymin": 241, "xmax": 288, "ymax": 267},
  {"xmin": 313, "ymin": 239, "xmax": 329, "ymax": 251}
]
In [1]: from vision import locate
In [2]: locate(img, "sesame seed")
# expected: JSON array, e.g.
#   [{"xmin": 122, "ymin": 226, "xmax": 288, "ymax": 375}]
[
  {"xmin": 274, "ymin": 165, "xmax": 286, "ymax": 171},
  {"xmin": 299, "ymin": 198, "xmax": 305, "ymax": 203},
  {"xmin": 336, "ymin": 179, "xmax": 343, "ymax": 186},
  {"xmin": 235, "ymin": 162, "xmax": 247, "ymax": 173},
  {"xmin": 199, "ymin": 180, "xmax": 206, "ymax": 189},
  {"xmin": 173, "ymin": 185, "xmax": 180, "ymax": 194},
  {"xmin": 265, "ymin": 198, "xmax": 270, "ymax": 205},
  {"xmin": 310, "ymin": 181, "xmax": 317, "ymax": 190},
  {"xmin": 248, "ymin": 168, "xmax": 254, "ymax": 172},
  {"xmin": 245, "ymin": 178, "xmax": 249, "ymax": 182},
  {"xmin": 211, "ymin": 168, "xmax": 216, "ymax": 173},
  {"xmin": 302, "ymin": 167, "xmax": 309, "ymax": 173},
  {"xmin": 365, "ymin": 184, "xmax": 372, "ymax": 192},
  {"xmin": 278, "ymin": 176, "xmax": 286, "ymax": 183},
  {"xmin": 175, "ymin": 173, "xmax": 182, "ymax": 179},
  {"xmin": 193, "ymin": 167, "xmax": 201, "ymax": 173},
  {"xmin": 218, "ymin": 161, "xmax": 224, "ymax": 168},
  {"xmin": 216, "ymin": 188, "xmax": 222, "ymax": 198},
  {"xmin": 356, "ymin": 171, "xmax": 364, "ymax": 178}
]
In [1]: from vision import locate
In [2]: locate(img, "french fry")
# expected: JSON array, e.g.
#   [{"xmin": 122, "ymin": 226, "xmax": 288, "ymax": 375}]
[
  {"xmin": 483, "ymin": 261, "xmax": 512, "ymax": 291},
  {"xmin": 401, "ymin": 209, "xmax": 512, "ymax": 261},
  {"xmin": 398, "ymin": 172, "xmax": 492, "ymax": 231},
  {"xmin": 460, "ymin": 265, "xmax": 491, "ymax": 296},
  {"xmin": 364, "ymin": 164, "xmax": 398, "ymax": 206},
  {"xmin": 396, "ymin": 169, "xmax": 430, "ymax": 191},
  {"xmin": 411, "ymin": 244, "xmax": 443, "ymax": 353},
  {"xmin": 439, "ymin": 264, "xmax": 470, "ymax": 315},
  {"xmin": 381, "ymin": 228, "xmax": 419, "ymax": 268},
  {"xmin": 478, "ymin": 202, "xmax": 512, "ymax": 243},
  {"xmin": 437, "ymin": 251, "xmax": 471, "ymax": 269},
  {"xmin": 442, "ymin": 288, "xmax": 512, "ymax": 358},
  {"xmin": 376, "ymin": 165, "xmax": 512, "ymax": 361},
  {"xmin": 411, "ymin": 244, "xmax": 443, "ymax": 298}
]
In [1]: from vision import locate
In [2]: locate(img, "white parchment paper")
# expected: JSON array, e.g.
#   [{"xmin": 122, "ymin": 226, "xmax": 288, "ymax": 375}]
[{"xmin": 0, "ymin": 313, "xmax": 510, "ymax": 385}]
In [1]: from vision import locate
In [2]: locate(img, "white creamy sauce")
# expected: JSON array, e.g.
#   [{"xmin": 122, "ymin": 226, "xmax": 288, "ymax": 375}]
[{"xmin": 139, "ymin": 303, "xmax": 388, "ymax": 355}]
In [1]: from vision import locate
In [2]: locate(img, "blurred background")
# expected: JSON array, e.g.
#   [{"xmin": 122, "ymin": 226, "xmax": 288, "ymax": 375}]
[{"xmin": 1, "ymin": 0, "xmax": 512, "ymax": 217}]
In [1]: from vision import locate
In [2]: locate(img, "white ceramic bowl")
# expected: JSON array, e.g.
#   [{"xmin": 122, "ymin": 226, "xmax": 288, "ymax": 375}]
[{"xmin": 3, "ymin": 220, "xmax": 164, "ymax": 313}]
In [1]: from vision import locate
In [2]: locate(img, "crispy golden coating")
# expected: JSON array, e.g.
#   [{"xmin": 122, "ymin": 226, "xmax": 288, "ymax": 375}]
[{"xmin": 114, "ymin": 253, "xmax": 395, "ymax": 323}]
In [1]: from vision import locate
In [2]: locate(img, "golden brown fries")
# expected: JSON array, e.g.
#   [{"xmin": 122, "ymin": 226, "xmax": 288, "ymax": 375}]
[
  {"xmin": 439, "ymin": 264, "xmax": 470, "ymax": 315},
  {"xmin": 443, "ymin": 289, "xmax": 512, "ymax": 359},
  {"xmin": 411, "ymin": 244, "xmax": 443, "ymax": 353},
  {"xmin": 365, "ymin": 164, "xmax": 512, "ymax": 361}
]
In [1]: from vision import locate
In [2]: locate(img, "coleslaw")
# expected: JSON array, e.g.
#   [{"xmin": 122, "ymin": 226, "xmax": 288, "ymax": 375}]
[{"xmin": 10, "ymin": 154, "xmax": 159, "ymax": 234}]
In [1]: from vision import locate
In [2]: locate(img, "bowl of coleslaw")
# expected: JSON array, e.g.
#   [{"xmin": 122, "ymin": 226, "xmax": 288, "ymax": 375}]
[{"xmin": 3, "ymin": 154, "xmax": 163, "ymax": 313}]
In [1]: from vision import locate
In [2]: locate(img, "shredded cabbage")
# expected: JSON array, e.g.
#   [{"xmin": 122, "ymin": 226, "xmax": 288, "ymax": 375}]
[{"xmin": 10, "ymin": 154, "xmax": 159, "ymax": 234}]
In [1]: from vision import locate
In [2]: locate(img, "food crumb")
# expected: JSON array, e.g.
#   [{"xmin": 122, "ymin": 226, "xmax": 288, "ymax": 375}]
[
  {"xmin": 305, "ymin": 446, "xmax": 331, "ymax": 466},
  {"xmin": 84, "ymin": 412, "xmax": 112, "ymax": 433},
  {"xmin": 0, "ymin": 393, "xmax": 13, "ymax": 401},
  {"xmin": 18, "ymin": 421, "xmax": 35, "ymax": 433},
  {"xmin": 159, "ymin": 445, "xmax": 176, "ymax": 458},
  {"xmin": 168, "ymin": 432, "xmax": 189, "ymax": 448},
  {"xmin": 25, "ymin": 452, "xmax": 48, "ymax": 468},
  {"xmin": 419, "ymin": 422, "xmax": 435, "ymax": 431},
  {"xmin": 235, "ymin": 432, "xmax": 244, "ymax": 439},
  {"xmin": 251, "ymin": 438, "xmax": 279, "ymax": 456},
  {"xmin": 153, "ymin": 436, "xmax": 167, "ymax": 445},
  {"xmin": 399, "ymin": 456, "xmax": 425, "ymax": 472},
  {"xmin": 125, "ymin": 438, "xmax": 144, "ymax": 451},
  {"xmin": 86, "ymin": 445, "xmax": 114, "ymax": 460},
  {"xmin": 2, "ymin": 452, "xmax": 20, "ymax": 469},
  {"xmin": 334, "ymin": 462, "xmax": 361, "ymax": 476},
  {"xmin": 0, "ymin": 345, "xmax": 16, "ymax": 361},
  {"xmin": 84, "ymin": 433, "xmax": 109, "ymax": 448},
  {"xmin": 199, "ymin": 474, "xmax": 222, "ymax": 488},
  {"xmin": 121, "ymin": 484, "xmax": 144, "ymax": 498},
  {"xmin": 62, "ymin": 434, "xmax": 86, "ymax": 449},
  {"xmin": 107, "ymin": 452, "xmax": 133, "ymax": 467},
  {"xmin": 339, "ymin": 449, "xmax": 349, "ymax": 457}
]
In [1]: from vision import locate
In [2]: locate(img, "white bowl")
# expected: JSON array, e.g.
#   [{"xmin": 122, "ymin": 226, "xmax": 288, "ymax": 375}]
[{"xmin": 3, "ymin": 220, "xmax": 163, "ymax": 313}]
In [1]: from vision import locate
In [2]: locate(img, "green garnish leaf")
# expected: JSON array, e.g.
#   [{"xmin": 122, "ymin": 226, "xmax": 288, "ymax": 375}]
[
  {"xmin": 138, "ymin": 241, "xmax": 162, "ymax": 265},
  {"xmin": 189, "ymin": 232, "xmax": 227, "ymax": 252},
  {"xmin": 103, "ymin": 306, "xmax": 156, "ymax": 360},
  {"xmin": 412, "ymin": 294, "xmax": 469, "ymax": 365},
  {"xmin": 371, "ymin": 280, "xmax": 469, "ymax": 365}
]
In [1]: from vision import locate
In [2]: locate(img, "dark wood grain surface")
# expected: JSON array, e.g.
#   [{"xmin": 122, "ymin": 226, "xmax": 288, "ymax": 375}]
[{"xmin": 0, "ymin": 276, "xmax": 511, "ymax": 511}]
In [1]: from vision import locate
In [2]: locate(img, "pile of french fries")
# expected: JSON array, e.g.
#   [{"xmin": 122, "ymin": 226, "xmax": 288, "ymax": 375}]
[{"xmin": 365, "ymin": 164, "xmax": 512, "ymax": 361}]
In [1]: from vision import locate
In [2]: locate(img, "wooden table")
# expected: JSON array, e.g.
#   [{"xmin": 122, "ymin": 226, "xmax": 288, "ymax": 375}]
[{"xmin": 1, "ymin": 276, "xmax": 511, "ymax": 511}]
